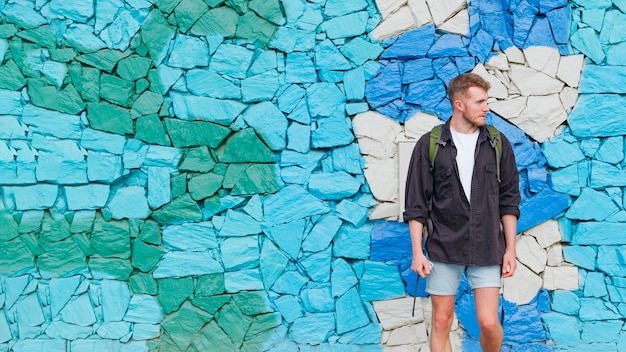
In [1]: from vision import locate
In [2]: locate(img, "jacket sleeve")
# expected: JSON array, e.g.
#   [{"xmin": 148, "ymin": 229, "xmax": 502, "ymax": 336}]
[
  {"xmin": 403, "ymin": 134, "xmax": 433, "ymax": 225},
  {"xmin": 498, "ymin": 134, "xmax": 521, "ymax": 218}
]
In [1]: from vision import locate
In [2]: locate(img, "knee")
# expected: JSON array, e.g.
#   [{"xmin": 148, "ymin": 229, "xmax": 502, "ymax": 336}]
[
  {"xmin": 432, "ymin": 312, "xmax": 454, "ymax": 331},
  {"xmin": 478, "ymin": 317, "xmax": 501, "ymax": 334}
]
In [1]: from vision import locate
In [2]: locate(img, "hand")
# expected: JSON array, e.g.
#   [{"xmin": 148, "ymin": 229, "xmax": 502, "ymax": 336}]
[
  {"xmin": 411, "ymin": 254, "xmax": 432, "ymax": 278},
  {"xmin": 502, "ymin": 250, "xmax": 517, "ymax": 278}
]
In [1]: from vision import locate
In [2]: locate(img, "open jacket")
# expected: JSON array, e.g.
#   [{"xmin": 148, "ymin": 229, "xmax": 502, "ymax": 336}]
[{"xmin": 403, "ymin": 121, "xmax": 521, "ymax": 266}]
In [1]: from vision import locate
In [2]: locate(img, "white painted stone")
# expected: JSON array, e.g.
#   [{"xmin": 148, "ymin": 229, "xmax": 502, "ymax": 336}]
[
  {"xmin": 504, "ymin": 46, "xmax": 526, "ymax": 64},
  {"xmin": 353, "ymin": 111, "xmax": 402, "ymax": 159},
  {"xmin": 523, "ymin": 46, "xmax": 560, "ymax": 77},
  {"xmin": 370, "ymin": 201, "xmax": 399, "ymax": 220},
  {"xmin": 364, "ymin": 157, "xmax": 398, "ymax": 202},
  {"xmin": 559, "ymin": 86, "xmax": 579, "ymax": 112},
  {"xmin": 370, "ymin": 6, "xmax": 420, "ymax": 40},
  {"xmin": 489, "ymin": 96, "xmax": 527, "ymax": 120},
  {"xmin": 485, "ymin": 53, "xmax": 509, "ymax": 71},
  {"xmin": 403, "ymin": 111, "xmax": 442, "ymax": 140},
  {"xmin": 516, "ymin": 235, "xmax": 547, "ymax": 274},
  {"xmin": 381, "ymin": 330, "xmax": 390, "ymax": 344},
  {"xmin": 472, "ymin": 64, "xmax": 508, "ymax": 99},
  {"xmin": 375, "ymin": 0, "xmax": 409, "ymax": 18},
  {"xmin": 372, "ymin": 296, "xmax": 426, "ymax": 330},
  {"xmin": 407, "ymin": 0, "xmax": 433, "ymax": 27},
  {"xmin": 502, "ymin": 261, "xmax": 543, "ymax": 305},
  {"xmin": 386, "ymin": 322, "xmax": 429, "ymax": 346},
  {"xmin": 524, "ymin": 219, "xmax": 562, "ymax": 248},
  {"xmin": 438, "ymin": 8, "xmax": 469, "ymax": 36},
  {"xmin": 509, "ymin": 94, "xmax": 567, "ymax": 143},
  {"xmin": 546, "ymin": 244, "xmax": 564, "ymax": 267},
  {"xmin": 425, "ymin": 0, "xmax": 466, "ymax": 27},
  {"xmin": 543, "ymin": 265, "xmax": 580, "ymax": 291},
  {"xmin": 509, "ymin": 64, "xmax": 565, "ymax": 96},
  {"xmin": 556, "ymin": 54, "xmax": 584, "ymax": 88}
]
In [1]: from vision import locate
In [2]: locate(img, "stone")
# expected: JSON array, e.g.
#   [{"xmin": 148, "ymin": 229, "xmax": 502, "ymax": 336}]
[
  {"xmin": 141, "ymin": 9, "xmax": 177, "ymax": 66},
  {"xmin": 186, "ymin": 69, "xmax": 240, "ymax": 99},
  {"xmin": 299, "ymin": 246, "xmax": 332, "ymax": 282},
  {"xmin": 89, "ymin": 257, "xmax": 133, "ymax": 280},
  {"xmin": 428, "ymin": 34, "xmax": 468, "ymax": 58},
  {"xmin": 543, "ymin": 265, "xmax": 579, "ymax": 291},
  {"xmin": 242, "ymin": 101, "xmax": 287, "ymax": 150},
  {"xmin": 290, "ymin": 313, "xmax": 335, "ymax": 344},
  {"xmin": 190, "ymin": 6, "xmax": 239, "ymax": 36},
  {"xmin": 157, "ymin": 276, "xmax": 194, "ymax": 314},
  {"xmin": 28, "ymin": 80, "xmax": 85, "ymax": 115},
  {"xmin": 219, "ymin": 209, "xmax": 262, "ymax": 237},
  {"xmin": 220, "ymin": 236, "xmax": 260, "ymax": 271},
  {"xmin": 274, "ymin": 295, "xmax": 303, "ymax": 323},
  {"xmin": 153, "ymin": 251, "xmax": 223, "ymax": 278},
  {"xmin": 510, "ymin": 94, "xmax": 567, "ymax": 142},
  {"xmin": 224, "ymin": 268, "xmax": 264, "ymax": 293},
  {"xmin": 236, "ymin": 12, "xmax": 277, "ymax": 46},
  {"xmin": 100, "ymin": 279, "xmax": 132, "ymax": 322},
  {"xmin": 307, "ymin": 171, "xmax": 361, "ymax": 201},
  {"xmin": 340, "ymin": 37, "xmax": 383, "ymax": 66},
  {"xmin": 210, "ymin": 44, "xmax": 254, "ymax": 79},
  {"xmin": 87, "ymin": 151, "xmax": 124, "ymax": 183},
  {"xmin": 124, "ymin": 294, "xmax": 164, "ymax": 324},
  {"xmin": 105, "ymin": 186, "xmax": 150, "ymax": 220},
  {"xmin": 502, "ymin": 261, "xmax": 543, "ymax": 305},
  {"xmin": 320, "ymin": 11, "xmax": 368, "ymax": 39},
  {"xmin": 162, "ymin": 222, "xmax": 217, "ymax": 251},
  {"xmin": 151, "ymin": 193, "xmax": 203, "ymax": 225},
  {"xmin": 269, "ymin": 26, "xmax": 316, "ymax": 53},
  {"xmin": 370, "ymin": 6, "xmax": 421, "ymax": 40},
  {"xmin": 87, "ymin": 102, "xmax": 133, "ymax": 135},
  {"xmin": 144, "ymin": 145, "xmax": 183, "ymax": 169},
  {"xmin": 165, "ymin": 118, "xmax": 234, "ymax": 149},
  {"xmin": 570, "ymin": 27, "xmax": 605, "ymax": 64},
  {"xmin": 335, "ymin": 287, "xmax": 370, "ymax": 334},
  {"xmin": 285, "ymin": 53, "xmax": 317, "ymax": 83},
  {"xmin": 167, "ymin": 34, "xmax": 209, "ymax": 69},
  {"xmin": 364, "ymin": 63, "xmax": 402, "ymax": 109},
  {"xmin": 509, "ymin": 64, "xmax": 565, "ymax": 96},
  {"xmin": 331, "ymin": 258, "xmax": 358, "ymax": 298},
  {"xmin": 580, "ymin": 66, "xmax": 626, "ymax": 94}
]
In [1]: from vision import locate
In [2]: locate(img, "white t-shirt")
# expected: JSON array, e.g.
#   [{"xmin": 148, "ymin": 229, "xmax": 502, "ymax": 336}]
[{"xmin": 450, "ymin": 127, "xmax": 479, "ymax": 201}]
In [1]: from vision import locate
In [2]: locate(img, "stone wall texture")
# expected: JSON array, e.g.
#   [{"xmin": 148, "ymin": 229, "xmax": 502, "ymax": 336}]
[{"xmin": 0, "ymin": 0, "xmax": 624, "ymax": 351}]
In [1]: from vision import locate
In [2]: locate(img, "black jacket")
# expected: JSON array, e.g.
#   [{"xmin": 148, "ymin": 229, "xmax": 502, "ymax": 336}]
[{"xmin": 403, "ymin": 121, "xmax": 521, "ymax": 266}]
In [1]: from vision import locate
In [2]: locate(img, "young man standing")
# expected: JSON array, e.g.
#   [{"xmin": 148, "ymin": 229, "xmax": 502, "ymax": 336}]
[{"xmin": 403, "ymin": 73, "xmax": 521, "ymax": 351}]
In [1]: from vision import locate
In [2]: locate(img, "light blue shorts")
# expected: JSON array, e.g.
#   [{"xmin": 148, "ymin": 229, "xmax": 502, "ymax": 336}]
[{"xmin": 425, "ymin": 260, "xmax": 501, "ymax": 296}]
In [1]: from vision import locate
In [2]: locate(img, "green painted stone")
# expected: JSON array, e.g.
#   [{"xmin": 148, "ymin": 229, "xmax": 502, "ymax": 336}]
[
  {"xmin": 37, "ymin": 239, "xmax": 86, "ymax": 279},
  {"xmin": 139, "ymin": 219, "xmax": 161, "ymax": 245},
  {"xmin": 195, "ymin": 273, "xmax": 225, "ymax": 296},
  {"xmin": 0, "ymin": 60, "xmax": 26, "ymax": 90},
  {"xmin": 91, "ymin": 217, "xmax": 131, "ymax": 259},
  {"xmin": 117, "ymin": 55, "xmax": 152, "ymax": 81},
  {"xmin": 129, "ymin": 219, "xmax": 141, "ymax": 238},
  {"xmin": 16, "ymin": 25, "xmax": 56, "ymax": 48},
  {"xmin": 0, "ymin": 212, "xmax": 19, "ymax": 242},
  {"xmin": 213, "ymin": 163, "xmax": 228, "ymax": 175},
  {"xmin": 180, "ymin": 146, "xmax": 216, "ymax": 172},
  {"xmin": 132, "ymin": 239, "xmax": 163, "ymax": 273},
  {"xmin": 174, "ymin": 0, "xmax": 209, "ymax": 32},
  {"xmin": 19, "ymin": 233, "xmax": 43, "ymax": 256},
  {"xmin": 51, "ymin": 48, "xmax": 77, "ymax": 62},
  {"xmin": 222, "ymin": 163, "xmax": 249, "ymax": 189},
  {"xmin": 135, "ymin": 78, "xmax": 150, "ymax": 94},
  {"xmin": 141, "ymin": 10, "xmax": 177, "ymax": 66},
  {"xmin": 189, "ymin": 6, "xmax": 239, "ymax": 37},
  {"xmin": 135, "ymin": 114, "xmax": 172, "ymax": 146},
  {"xmin": 231, "ymin": 164, "xmax": 280, "ymax": 195},
  {"xmin": 225, "ymin": 0, "xmax": 248, "ymax": 13},
  {"xmin": 235, "ymin": 12, "xmax": 277, "ymax": 47},
  {"xmin": 132, "ymin": 91, "xmax": 164, "ymax": 117},
  {"xmin": 203, "ymin": 196, "xmax": 221, "ymax": 215},
  {"xmin": 159, "ymin": 99, "xmax": 171, "ymax": 117},
  {"xmin": 10, "ymin": 41, "xmax": 39, "ymax": 78},
  {"xmin": 171, "ymin": 174, "xmax": 188, "ymax": 199},
  {"xmin": 69, "ymin": 63, "xmax": 100, "ymax": 103},
  {"xmin": 158, "ymin": 276, "xmax": 194, "ymax": 314},
  {"xmin": 28, "ymin": 80, "xmax": 85, "ymax": 114},
  {"xmin": 100, "ymin": 73, "xmax": 134, "ymax": 107},
  {"xmin": 245, "ymin": 312, "xmax": 282, "ymax": 339},
  {"xmin": 0, "ymin": 240, "xmax": 34, "ymax": 276},
  {"xmin": 87, "ymin": 102, "xmax": 133, "ymax": 135},
  {"xmin": 162, "ymin": 302, "xmax": 213, "ymax": 350},
  {"xmin": 164, "ymin": 118, "xmax": 232, "ymax": 148},
  {"xmin": 130, "ymin": 272, "xmax": 159, "ymax": 295},
  {"xmin": 40, "ymin": 213, "xmax": 71, "ymax": 243},
  {"xmin": 0, "ymin": 24, "xmax": 17, "ymax": 38},
  {"xmin": 217, "ymin": 301, "xmax": 252, "ymax": 347},
  {"xmin": 191, "ymin": 294, "xmax": 230, "ymax": 315},
  {"xmin": 192, "ymin": 320, "xmax": 238, "ymax": 352},
  {"xmin": 76, "ymin": 49, "xmax": 132, "ymax": 73},
  {"xmin": 232, "ymin": 291, "xmax": 273, "ymax": 315},
  {"xmin": 205, "ymin": 0, "xmax": 226, "ymax": 7},
  {"xmin": 88, "ymin": 257, "xmax": 133, "ymax": 280},
  {"xmin": 155, "ymin": 0, "xmax": 183, "ymax": 13},
  {"xmin": 188, "ymin": 172, "xmax": 224, "ymax": 200},
  {"xmin": 70, "ymin": 211, "xmax": 96, "ymax": 233},
  {"xmin": 71, "ymin": 233, "xmax": 96, "ymax": 256},
  {"xmin": 215, "ymin": 129, "xmax": 274, "ymax": 163},
  {"xmin": 152, "ymin": 193, "xmax": 203, "ymax": 225},
  {"xmin": 249, "ymin": 0, "xmax": 285, "ymax": 25}
]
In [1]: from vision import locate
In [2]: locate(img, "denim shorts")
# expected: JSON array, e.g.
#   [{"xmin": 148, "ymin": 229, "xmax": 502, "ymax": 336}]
[{"xmin": 425, "ymin": 260, "xmax": 501, "ymax": 296}]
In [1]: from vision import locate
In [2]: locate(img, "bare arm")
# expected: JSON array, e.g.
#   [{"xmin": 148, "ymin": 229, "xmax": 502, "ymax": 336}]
[
  {"xmin": 501, "ymin": 213, "xmax": 517, "ymax": 278},
  {"xmin": 409, "ymin": 219, "xmax": 431, "ymax": 278}
]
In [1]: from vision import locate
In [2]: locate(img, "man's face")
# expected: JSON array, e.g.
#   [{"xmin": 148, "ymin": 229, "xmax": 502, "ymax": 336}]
[{"xmin": 457, "ymin": 86, "xmax": 489, "ymax": 127}]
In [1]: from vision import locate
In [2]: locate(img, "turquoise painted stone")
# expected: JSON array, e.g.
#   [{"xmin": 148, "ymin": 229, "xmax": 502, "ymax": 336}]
[
  {"xmin": 235, "ymin": 12, "xmax": 277, "ymax": 46},
  {"xmin": 173, "ymin": 0, "xmax": 208, "ymax": 32},
  {"xmin": 28, "ymin": 80, "xmax": 85, "ymax": 115},
  {"xmin": 190, "ymin": 6, "xmax": 240, "ymax": 37},
  {"xmin": 152, "ymin": 193, "xmax": 203, "ymax": 225},
  {"xmin": 100, "ymin": 73, "xmax": 134, "ymax": 107},
  {"xmin": 215, "ymin": 128, "xmax": 275, "ymax": 163},
  {"xmin": 131, "ymin": 239, "xmax": 163, "ymax": 272},
  {"xmin": 87, "ymin": 102, "xmax": 133, "ymax": 135},
  {"xmin": 164, "ymin": 118, "xmax": 232, "ymax": 148},
  {"xmin": 76, "ymin": 49, "xmax": 131, "ymax": 73},
  {"xmin": 135, "ymin": 114, "xmax": 172, "ymax": 146},
  {"xmin": 116, "ymin": 55, "xmax": 152, "ymax": 81},
  {"xmin": 158, "ymin": 276, "xmax": 194, "ymax": 314},
  {"xmin": 0, "ymin": 60, "xmax": 26, "ymax": 90},
  {"xmin": 161, "ymin": 302, "xmax": 213, "ymax": 350}
]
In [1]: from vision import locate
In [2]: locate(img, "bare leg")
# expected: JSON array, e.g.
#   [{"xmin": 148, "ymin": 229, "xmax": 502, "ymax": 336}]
[
  {"xmin": 473, "ymin": 287, "xmax": 503, "ymax": 352},
  {"xmin": 430, "ymin": 295, "xmax": 456, "ymax": 352}
]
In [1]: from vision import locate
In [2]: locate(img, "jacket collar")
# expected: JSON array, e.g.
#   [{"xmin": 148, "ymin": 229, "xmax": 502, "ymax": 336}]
[{"xmin": 440, "ymin": 119, "xmax": 491, "ymax": 145}]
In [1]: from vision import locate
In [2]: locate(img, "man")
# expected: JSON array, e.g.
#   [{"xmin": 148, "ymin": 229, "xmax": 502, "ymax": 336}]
[{"xmin": 403, "ymin": 73, "xmax": 521, "ymax": 351}]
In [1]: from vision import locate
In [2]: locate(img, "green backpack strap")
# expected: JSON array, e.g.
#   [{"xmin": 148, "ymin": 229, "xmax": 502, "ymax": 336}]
[
  {"xmin": 486, "ymin": 125, "xmax": 502, "ymax": 183},
  {"xmin": 428, "ymin": 124, "xmax": 444, "ymax": 170}
]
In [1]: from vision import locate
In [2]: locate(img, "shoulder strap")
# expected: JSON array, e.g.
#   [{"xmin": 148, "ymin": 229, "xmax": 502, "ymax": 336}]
[
  {"xmin": 486, "ymin": 125, "xmax": 502, "ymax": 183},
  {"xmin": 428, "ymin": 124, "xmax": 444, "ymax": 170}
]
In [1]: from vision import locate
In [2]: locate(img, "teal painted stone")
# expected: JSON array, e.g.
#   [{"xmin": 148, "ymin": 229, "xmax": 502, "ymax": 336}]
[
  {"xmin": 174, "ymin": 0, "xmax": 208, "ymax": 32},
  {"xmin": 236, "ymin": 12, "xmax": 277, "ymax": 47},
  {"xmin": 76, "ymin": 49, "xmax": 131, "ymax": 73},
  {"xmin": 87, "ymin": 102, "xmax": 133, "ymax": 135},
  {"xmin": 180, "ymin": 146, "xmax": 216, "ymax": 172},
  {"xmin": 233, "ymin": 291, "xmax": 272, "ymax": 315},
  {"xmin": 69, "ymin": 64, "xmax": 100, "ymax": 102},
  {"xmin": 28, "ymin": 80, "xmax": 85, "ymax": 115},
  {"xmin": 306, "ymin": 83, "xmax": 346, "ymax": 117},
  {"xmin": 135, "ymin": 114, "xmax": 172, "ymax": 146},
  {"xmin": 580, "ymin": 65, "xmax": 626, "ymax": 94},
  {"xmin": 130, "ymin": 273, "xmax": 159, "ymax": 295},
  {"xmin": 190, "ymin": 6, "xmax": 240, "ymax": 37},
  {"xmin": 285, "ymin": 53, "xmax": 317, "ymax": 83},
  {"xmin": 19, "ymin": 210, "xmax": 45, "ymax": 233},
  {"xmin": 188, "ymin": 172, "xmax": 223, "ymax": 200},
  {"xmin": 222, "ymin": 163, "xmax": 249, "ymax": 189},
  {"xmin": 311, "ymin": 112, "xmax": 355, "ymax": 148},
  {"xmin": 186, "ymin": 69, "xmax": 241, "ymax": 99},
  {"xmin": 51, "ymin": 48, "xmax": 77, "ymax": 62},
  {"xmin": 0, "ymin": 240, "xmax": 34, "ymax": 276},
  {"xmin": 218, "ymin": 300, "xmax": 254, "ymax": 347},
  {"xmin": 0, "ymin": 60, "xmax": 26, "ymax": 90},
  {"xmin": 269, "ymin": 27, "xmax": 316, "ymax": 52},
  {"xmin": 152, "ymin": 193, "xmax": 203, "ymax": 225},
  {"xmin": 231, "ymin": 164, "xmax": 281, "ymax": 195},
  {"xmin": 315, "ymin": 39, "xmax": 352, "ymax": 71},
  {"xmin": 569, "ymin": 94, "xmax": 626, "ymax": 137},
  {"xmin": 171, "ymin": 173, "xmax": 187, "ymax": 199},
  {"xmin": 40, "ymin": 213, "xmax": 71, "ymax": 242},
  {"xmin": 359, "ymin": 260, "xmax": 405, "ymax": 301},
  {"xmin": 37, "ymin": 239, "xmax": 86, "ymax": 278},
  {"xmin": 320, "ymin": 11, "xmax": 368, "ymax": 39},
  {"xmin": 191, "ymin": 295, "xmax": 230, "ymax": 315},
  {"xmin": 100, "ymin": 73, "xmax": 134, "ymax": 107},
  {"xmin": 245, "ymin": 312, "xmax": 283, "ymax": 341},
  {"xmin": 132, "ymin": 91, "xmax": 164, "ymax": 117},
  {"xmin": 164, "ymin": 118, "xmax": 232, "ymax": 148},
  {"xmin": 300, "ymin": 247, "xmax": 332, "ymax": 282},
  {"xmin": 260, "ymin": 239, "xmax": 289, "ymax": 289},
  {"xmin": 134, "ymin": 324, "xmax": 160, "ymax": 340},
  {"xmin": 171, "ymin": 93, "xmax": 247, "ymax": 125},
  {"xmin": 196, "ymin": 273, "xmax": 225, "ymax": 297},
  {"xmin": 125, "ymin": 294, "xmax": 164, "ymax": 324},
  {"xmin": 158, "ymin": 276, "xmax": 194, "ymax": 314},
  {"xmin": 132, "ymin": 239, "xmax": 163, "ymax": 272},
  {"xmin": 89, "ymin": 257, "xmax": 133, "ymax": 280},
  {"xmin": 263, "ymin": 185, "xmax": 330, "ymax": 226},
  {"xmin": 210, "ymin": 44, "xmax": 254, "ymax": 79},
  {"xmin": 274, "ymin": 295, "xmax": 303, "ymax": 323},
  {"xmin": 331, "ymin": 258, "xmax": 358, "ymax": 298},
  {"xmin": 154, "ymin": 251, "xmax": 224, "ymax": 278},
  {"xmin": 139, "ymin": 219, "xmax": 161, "ymax": 245},
  {"xmin": 290, "ymin": 313, "xmax": 335, "ymax": 344},
  {"xmin": 191, "ymin": 320, "xmax": 238, "ymax": 351},
  {"xmin": 216, "ymin": 128, "xmax": 275, "ymax": 163},
  {"xmin": 20, "ymin": 233, "xmax": 42, "ymax": 257},
  {"xmin": 335, "ymin": 287, "xmax": 370, "ymax": 334},
  {"xmin": 0, "ymin": 212, "xmax": 20, "ymax": 242},
  {"xmin": 249, "ymin": 0, "xmax": 284, "ymax": 25},
  {"xmin": 241, "ymin": 70, "xmax": 280, "ymax": 103},
  {"xmin": 0, "ymin": 24, "xmax": 17, "ymax": 38},
  {"xmin": 141, "ymin": 10, "xmax": 177, "ymax": 66},
  {"xmin": 116, "ymin": 55, "xmax": 152, "ymax": 81},
  {"xmin": 224, "ymin": 268, "xmax": 264, "ymax": 293}
]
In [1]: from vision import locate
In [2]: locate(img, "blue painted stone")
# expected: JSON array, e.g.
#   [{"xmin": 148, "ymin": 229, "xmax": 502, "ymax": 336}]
[
  {"xmin": 405, "ymin": 78, "xmax": 447, "ymax": 108},
  {"xmin": 5, "ymin": 184, "xmax": 58, "ymax": 210},
  {"xmin": 186, "ymin": 69, "xmax": 241, "ymax": 99},
  {"xmin": 162, "ymin": 222, "xmax": 218, "ymax": 250},
  {"xmin": 365, "ymin": 62, "xmax": 402, "ymax": 108},
  {"xmin": 269, "ymin": 27, "xmax": 316, "ymax": 53},
  {"xmin": 124, "ymin": 294, "xmax": 163, "ymax": 324},
  {"xmin": 583, "ymin": 272, "xmax": 608, "ymax": 298},
  {"xmin": 21, "ymin": 105, "xmax": 81, "ymax": 140},
  {"xmin": 268, "ymin": 219, "xmax": 305, "ymax": 260},
  {"xmin": 65, "ymin": 184, "xmax": 110, "ymax": 210},
  {"xmin": 106, "ymin": 186, "xmax": 150, "ymax": 220},
  {"xmin": 340, "ymin": 37, "xmax": 383, "ymax": 66},
  {"xmin": 580, "ymin": 66, "xmax": 626, "ymax": 94},
  {"xmin": 308, "ymin": 171, "xmax": 361, "ymax": 201},
  {"xmin": 567, "ymin": 188, "xmax": 619, "ymax": 221},
  {"xmin": 171, "ymin": 93, "xmax": 247, "ymax": 126},
  {"xmin": 311, "ymin": 112, "xmax": 354, "ymax": 149},
  {"xmin": 153, "ymin": 251, "xmax": 223, "ymax": 278},
  {"xmin": 271, "ymin": 270, "xmax": 308, "ymax": 295},
  {"xmin": 301, "ymin": 214, "xmax": 342, "ymax": 253},
  {"xmin": 100, "ymin": 280, "xmax": 131, "ymax": 322},
  {"xmin": 285, "ymin": 53, "xmax": 317, "ymax": 83},
  {"xmin": 512, "ymin": 2, "xmax": 538, "ymax": 47},
  {"xmin": 571, "ymin": 27, "xmax": 605, "ymax": 64},
  {"xmin": 260, "ymin": 239, "xmax": 289, "ymax": 289},
  {"xmin": 359, "ymin": 261, "xmax": 404, "ymax": 301},
  {"xmin": 290, "ymin": 313, "xmax": 335, "ymax": 344},
  {"xmin": 335, "ymin": 287, "xmax": 370, "ymax": 334},
  {"xmin": 428, "ymin": 34, "xmax": 469, "ymax": 58},
  {"xmin": 315, "ymin": 39, "xmax": 352, "ymax": 71},
  {"xmin": 579, "ymin": 297, "xmax": 622, "ymax": 321},
  {"xmin": 541, "ymin": 312, "xmax": 581, "ymax": 346},
  {"xmin": 331, "ymin": 258, "xmax": 358, "ymax": 298},
  {"xmin": 370, "ymin": 220, "xmax": 411, "ymax": 264},
  {"xmin": 300, "ymin": 285, "xmax": 334, "ymax": 313},
  {"xmin": 306, "ymin": 83, "xmax": 346, "ymax": 117},
  {"xmin": 469, "ymin": 29, "xmax": 493, "ymax": 62},
  {"xmin": 320, "ymin": 11, "xmax": 368, "ymax": 39},
  {"xmin": 590, "ymin": 161, "xmax": 626, "ymax": 188},
  {"xmin": 242, "ymin": 101, "xmax": 287, "ymax": 150},
  {"xmin": 273, "ymin": 295, "xmax": 303, "ymax": 323},
  {"xmin": 433, "ymin": 60, "xmax": 460, "ymax": 86},
  {"xmin": 221, "ymin": 236, "xmax": 260, "ymax": 271},
  {"xmin": 401, "ymin": 59, "xmax": 434, "ymax": 84},
  {"xmin": 517, "ymin": 188, "xmax": 569, "ymax": 232},
  {"xmin": 287, "ymin": 122, "xmax": 311, "ymax": 154},
  {"xmin": 381, "ymin": 24, "xmax": 436, "ymax": 60},
  {"xmin": 335, "ymin": 199, "xmax": 368, "ymax": 227},
  {"xmin": 480, "ymin": 12, "xmax": 514, "ymax": 51},
  {"xmin": 87, "ymin": 151, "xmax": 123, "ymax": 183},
  {"xmin": 299, "ymin": 247, "xmax": 332, "ymax": 282},
  {"xmin": 546, "ymin": 6, "xmax": 571, "ymax": 44},
  {"xmin": 219, "ymin": 209, "xmax": 262, "ymax": 237}
]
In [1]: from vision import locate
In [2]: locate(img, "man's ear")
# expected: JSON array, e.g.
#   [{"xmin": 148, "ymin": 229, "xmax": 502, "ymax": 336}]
[{"xmin": 453, "ymin": 99, "xmax": 464, "ymax": 112}]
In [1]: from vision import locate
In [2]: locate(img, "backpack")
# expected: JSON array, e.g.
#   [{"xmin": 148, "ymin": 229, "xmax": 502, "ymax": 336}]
[{"xmin": 428, "ymin": 124, "xmax": 503, "ymax": 182}]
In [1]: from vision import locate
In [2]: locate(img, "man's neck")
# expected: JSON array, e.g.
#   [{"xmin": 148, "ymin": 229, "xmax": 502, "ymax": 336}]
[{"xmin": 450, "ymin": 114, "xmax": 479, "ymax": 134}]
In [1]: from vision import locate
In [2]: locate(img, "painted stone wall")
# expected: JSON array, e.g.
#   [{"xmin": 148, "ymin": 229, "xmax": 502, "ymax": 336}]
[{"xmin": 0, "ymin": 0, "xmax": 624, "ymax": 351}]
